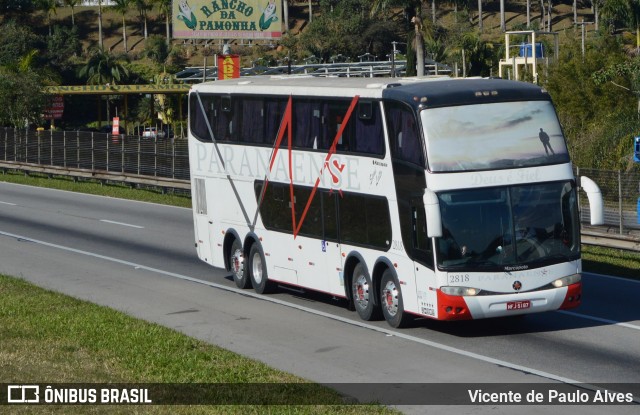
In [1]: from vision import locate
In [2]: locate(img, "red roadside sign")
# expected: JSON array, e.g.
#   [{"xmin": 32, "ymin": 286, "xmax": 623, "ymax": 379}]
[
  {"xmin": 112, "ymin": 117, "xmax": 120, "ymax": 135},
  {"xmin": 43, "ymin": 95, "xmax": 64, "ymax": 120},
  {"xmin": 218, "ymin": 55, "xmax": 240, "ymax": 80}
]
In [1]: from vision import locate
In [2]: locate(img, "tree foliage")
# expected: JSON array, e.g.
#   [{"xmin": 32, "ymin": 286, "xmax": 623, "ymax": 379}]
[
  {"xmin": 293, "ymin": 0, "xmax": 403, "ymax": 61},
  {"xmin": 0, "ymin": 67, "xmax": 45, "ymax": 127},
  {"xmin": 545, "ymin": 35, "xmax": 638, "ymax": 169},
  {"xmin": 46, "ymin": 25, "xmax": 82, "ymax": 71},
  {"xmin": 78, "ymin": 48, "xmax": 130, "ymax": 85}
]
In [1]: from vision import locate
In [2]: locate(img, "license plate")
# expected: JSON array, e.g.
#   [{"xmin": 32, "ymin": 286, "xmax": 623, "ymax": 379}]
[{"xmin": 506, "ymin": 300, "xmax": 531, "ymax": 310}]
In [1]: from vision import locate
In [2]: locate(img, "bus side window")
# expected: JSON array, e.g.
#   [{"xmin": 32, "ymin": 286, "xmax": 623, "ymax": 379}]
[
  {"xmin": 265, "ymin": 98, "xmax": 287, "ymax": 145},
  {"xmin": 386, "ymin": 103, "xmax": 424, "ymax": 166},
  {"xmin": 255, "ymin": 182, "xmax": 291, "ymax": 232},
  {"xmin": 190, "ymin": 94, "xmax": 215, "ymax": 142},
  {"xmin": 241, "ymin": 97, "xmax": 265, "ymax": 144},
  {"xmin": 293, "ymin": 100, "xmax": 323, "ymax": 149},
  {"xmin": 353, "ymin": 101, "xmax": 384, "ymax": 156},
  {"xmin": 324, "ymin": 101, "xmax": 353, "ymax": 152},
  {"xmin": 339, "ymin": 193, "xmax": 391, "ymax": 249}
]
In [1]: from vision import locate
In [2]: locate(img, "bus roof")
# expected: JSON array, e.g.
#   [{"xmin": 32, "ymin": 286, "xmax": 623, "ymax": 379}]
[{"xmin": 190, "ymin": 76, "xmax": 551, "ymax": 108}]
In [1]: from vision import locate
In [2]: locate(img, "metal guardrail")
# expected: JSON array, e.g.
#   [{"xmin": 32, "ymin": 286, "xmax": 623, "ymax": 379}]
[
  {"xmin": 581, "ymin": 230, "xmax": 640, "ymax": 251},
  {"xmin": 175, "ymin": 59, "xmax": 453, "ymax": 82}
]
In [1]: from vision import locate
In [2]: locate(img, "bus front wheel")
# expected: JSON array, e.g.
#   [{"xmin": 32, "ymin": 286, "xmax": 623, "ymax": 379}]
[
  {"xmin": 351, "ymin": 263, "xmax": 381, "ymax": 321},
  {"xmin": 380, "ymin": 269, "xmax": 410, "ymax": 328},
  {"xmin": 248, "ymin": 243, "xmax": 274, "ymax": 294}
]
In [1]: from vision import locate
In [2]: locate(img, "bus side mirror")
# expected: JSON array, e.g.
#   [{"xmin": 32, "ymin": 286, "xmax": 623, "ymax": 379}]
[
  {"xmin": 580, "ymin": 176, "xmax": 604, "ymax": 226},
  {"xmin": 423, "ymin": 189, "xmax": 442, "ymax": 238}
]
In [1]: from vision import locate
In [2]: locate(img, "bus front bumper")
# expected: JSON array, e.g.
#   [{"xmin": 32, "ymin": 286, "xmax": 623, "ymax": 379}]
[{"xmin": 436, "ymin": 282, "xmax": 582, "ymax": 321}]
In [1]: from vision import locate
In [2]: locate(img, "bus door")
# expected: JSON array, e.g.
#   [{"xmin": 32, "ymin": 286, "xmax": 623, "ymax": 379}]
[
  {"xmin": 295, "ymin": 189, "xmax": 343, "ymax": 294},
  {"xmin": 409, "ymin": 196, "xmax": 437, "ymax": 315}
]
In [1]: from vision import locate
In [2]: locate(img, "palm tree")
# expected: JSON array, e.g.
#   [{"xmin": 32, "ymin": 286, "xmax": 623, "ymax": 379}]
[
  {"xmin": 154, "ymin": 0, "xmax": 172, "ymax": 46},
  {"xmin": 112, "ymin": 0, "xmax": 132, "ymax": 53},
  {"xmin": 78, "ymin": 48, "xmax": 130, "ymax": 128},
  {"xmin": 371, "ymin": 1, "xmax": 427, "ymax": 76},
  {"xmin": 64, "ymin": 0, "xmax": 80, "ymax": 26},
  {"xmin": 283, "ymin": 0, "xmax": 289, "ymax": 32},
  {"xmin": 39, "ymin": 0, "xmax": 58, "ymax": 36},
  {"xmin": 98, "ymin": 0, "xmax": 104, "ymax": 48},
  {"xmin": 78, "ymin": 47, "xmax": 130, "ymax": 85},
  {"xmin": 478, "ymin": 0, "xmax": 483, "ymax": 31},
  {"xmin": 135, "ymin": 0, "xmax": 152, "ymax": 39}
]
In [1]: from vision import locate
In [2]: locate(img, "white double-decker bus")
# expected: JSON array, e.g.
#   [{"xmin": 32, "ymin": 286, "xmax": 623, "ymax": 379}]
[{"xmin": 188, "ymin": 76, "xmax": 603, "ymax": 327}]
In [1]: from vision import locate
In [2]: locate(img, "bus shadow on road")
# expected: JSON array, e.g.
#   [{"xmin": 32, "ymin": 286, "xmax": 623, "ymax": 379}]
[{"xmin": 410, "ymin": 311, "xmax": 618, "ymax": 337}]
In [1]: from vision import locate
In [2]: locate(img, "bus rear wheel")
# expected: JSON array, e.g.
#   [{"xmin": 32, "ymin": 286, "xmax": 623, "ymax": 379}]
[
  {"xmin": 351, "ymin": 263, "xmax": 381, "ymax": 321},
  {"xmin": 248, "ymin": 243, "xmax": 275, "ymax": 294},
  {"xmin": 380, "ymin": 269, "xmax": 410, "ymax": 328},
  {"xmin": 229, "ymin": 239, "xmax": 251, "ymax": 289}
]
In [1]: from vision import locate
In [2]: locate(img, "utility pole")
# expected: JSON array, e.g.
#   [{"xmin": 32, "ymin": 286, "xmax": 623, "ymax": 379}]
[{"xmin": 575, "ymin": 19, "xmax": 594, "ymax": 59}]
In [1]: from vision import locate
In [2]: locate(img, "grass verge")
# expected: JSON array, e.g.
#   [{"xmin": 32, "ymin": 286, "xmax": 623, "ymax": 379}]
[
  {"xmin": 581, "ymin": 245, "xmax": 640, "ymax": 281},
  {"xmin": 0, "ymin": 169, "xmax": 192, "ymax": 208},
  {"xmin": 0, "ymin": 275, "xmax": 395, "ymax": 414}
]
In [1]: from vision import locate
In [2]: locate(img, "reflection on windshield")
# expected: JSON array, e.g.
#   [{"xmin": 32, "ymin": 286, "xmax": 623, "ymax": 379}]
[
  {"xmin": 422, "ymin": 101, "xmax": 570, "ymax": 172},
  {"xmin": 436, "ymin": 182, "xmax": 579, "ymax": 270}
]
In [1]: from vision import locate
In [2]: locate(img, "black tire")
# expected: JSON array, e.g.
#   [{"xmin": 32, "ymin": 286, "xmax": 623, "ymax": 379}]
[
  {"xmin": 229, "ymin": 239, "xmax": 251, "ymax": 289},
  {"xmin": 248, "ymin": 243, "xmax": 275, "ymax": 294},
  {"xmin": 351, "ymin": 263, "xmax": 381, "ymax": 321},
  {"xmin": 380, "ymin": 269, "xmax": 411, "ymax": 328}
]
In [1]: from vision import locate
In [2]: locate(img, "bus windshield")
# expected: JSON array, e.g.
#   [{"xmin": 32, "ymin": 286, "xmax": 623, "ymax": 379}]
[
  {"xmin": 422, "ymin": 101, "xmax": 570, "ymax": 172},
  {"xmin": 436, "ymin": 181, "xmax": 580, "ymax": 271}
]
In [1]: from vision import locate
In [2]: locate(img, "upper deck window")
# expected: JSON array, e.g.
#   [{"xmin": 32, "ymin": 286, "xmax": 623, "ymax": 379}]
[
  {"xmin": 190, "ymin": 92, "xmax": 384, "ymax": 157},
  {"xmin": 421, "ymin": 100, "xmax": 569, "ymax": 172}
]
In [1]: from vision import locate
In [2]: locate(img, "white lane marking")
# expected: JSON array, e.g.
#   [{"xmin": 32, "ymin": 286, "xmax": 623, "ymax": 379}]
[
  {"xmin": 0, "ymin": 229, "xmax": 584, "ymax": 385},
  {"xmin": 557, "ymin": 310, "xmax": 640, "ymax": 331},
  {"xmin": 0, "ymin": 201, "xmax": 17, "ymax": 206},
  {"xmin": 99, "ymin": 219, "xmax": 144, "ymax": 229}
]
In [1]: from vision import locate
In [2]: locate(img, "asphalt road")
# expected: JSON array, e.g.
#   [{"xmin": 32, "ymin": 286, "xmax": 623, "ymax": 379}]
[{"xmin": 0, "ymin": 182, "xmax": 638, "ymax": 414}]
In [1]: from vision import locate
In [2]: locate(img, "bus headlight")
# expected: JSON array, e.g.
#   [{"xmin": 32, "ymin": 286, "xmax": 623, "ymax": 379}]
[
  {"xmin": 440, "ymin": 286, "xmax": 482, "ymax": 296},
  {"xmin": 551, "ymin": 274, "xmax": 581, "ymax": 288}
]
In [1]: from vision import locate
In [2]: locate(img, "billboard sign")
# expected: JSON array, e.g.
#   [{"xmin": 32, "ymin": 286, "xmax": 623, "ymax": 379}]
[{"xmin": 173, "ymin": 0, "xmax": 282, "ymax": 39}]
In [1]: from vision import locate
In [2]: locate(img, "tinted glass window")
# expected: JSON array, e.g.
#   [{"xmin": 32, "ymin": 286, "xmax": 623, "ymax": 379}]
[
  {"xmin": 191, "ymin": 93, "xmax": 384, "ymax": 156},
  {"xmin": 385, "ymin": 102, "xmax": 425, "ymax": 166},
  {"xmin": 339, "ymin": 193, "xmax": 391, "ymax": 249},
  {"xmin": 422, "ymin": 101, "xmax": 570, "ymax": 172},
  {"xmin": 255, "ymin": 182, "xmax": 338, "ymax": 241},
  {"xmin": 190, "ymin": 93, "xmax": 215, "ymax": 142},
  {"xmin": 255, "ymin": 182, "xmax": 292, "ymax": 233}
]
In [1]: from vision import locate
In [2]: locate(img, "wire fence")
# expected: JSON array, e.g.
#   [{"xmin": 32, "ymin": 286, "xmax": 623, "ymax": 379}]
[
  {"xmin": 1, "ymin": 128, "xmax": 639, "ymax": 233},
  {"xmin": 1, "ymin": 128, "xmax": 190, "ymax": 181},
  {"xmin": 576, "ymin": 167, "xmax": 640, "ymax": 234}
]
